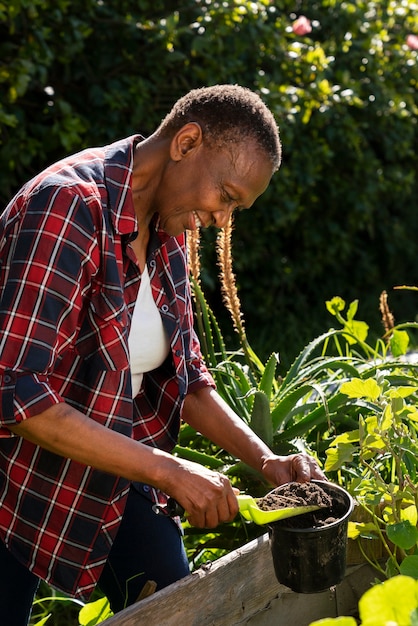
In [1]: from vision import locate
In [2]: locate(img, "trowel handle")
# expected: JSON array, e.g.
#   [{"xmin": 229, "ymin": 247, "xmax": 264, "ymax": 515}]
[{"xmin": 166, "ymin": 498, "xmax": 185, "ymax": 517}]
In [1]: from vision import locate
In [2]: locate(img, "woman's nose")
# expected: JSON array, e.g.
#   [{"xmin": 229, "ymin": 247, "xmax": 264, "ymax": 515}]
[{"xmin": 212, "ymin": 208, "xmax": 233, "ymax": 229}]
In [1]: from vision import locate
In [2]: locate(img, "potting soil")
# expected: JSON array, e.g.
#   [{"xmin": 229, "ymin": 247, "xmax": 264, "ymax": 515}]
[{"xmin": 258, "ymin": 482, "xmax": 336, "ymax": 528}]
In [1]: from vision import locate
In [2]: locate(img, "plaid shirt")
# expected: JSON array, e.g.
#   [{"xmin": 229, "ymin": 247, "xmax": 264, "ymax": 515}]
[{"xmin": 0, "ymin": 136, "xmax": 214, "ymax": 599}]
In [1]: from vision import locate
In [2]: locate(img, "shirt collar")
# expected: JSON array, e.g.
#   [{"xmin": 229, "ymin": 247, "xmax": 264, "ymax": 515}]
[{"xmin": 104, "ymin": 135, "xmax": 143, "ymax": 236}]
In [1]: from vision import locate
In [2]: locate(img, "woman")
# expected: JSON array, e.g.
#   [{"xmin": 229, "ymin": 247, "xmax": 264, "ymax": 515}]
[{"xmin": 0, "ymin": 84, "xmax": 325, "ymax": 624}]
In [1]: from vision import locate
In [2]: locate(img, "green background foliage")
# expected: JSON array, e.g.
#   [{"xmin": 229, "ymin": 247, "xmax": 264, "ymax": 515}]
[{"xmin": 1, "ymin": 0, "xmax": 417, "ymax": 367}]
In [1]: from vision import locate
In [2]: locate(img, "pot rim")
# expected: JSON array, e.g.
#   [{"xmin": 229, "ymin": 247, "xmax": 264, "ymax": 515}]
[{"xmin": 268, "ymin": 479, "xmax": 354, "ymax": 533}]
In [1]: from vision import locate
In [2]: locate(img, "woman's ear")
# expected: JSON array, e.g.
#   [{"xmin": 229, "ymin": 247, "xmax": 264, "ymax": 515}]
[{"xmin": 170, "ymin": 122, "xmax": 203, "ymax": 161}]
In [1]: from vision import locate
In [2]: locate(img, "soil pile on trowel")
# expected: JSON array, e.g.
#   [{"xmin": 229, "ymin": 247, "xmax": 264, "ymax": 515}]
[{"xmin": 258, "ymin": 481, "xmax": 336, "ymax": 528}]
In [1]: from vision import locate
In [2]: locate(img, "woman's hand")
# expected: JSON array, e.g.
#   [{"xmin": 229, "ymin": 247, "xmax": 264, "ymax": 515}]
[
  {"xmin": 261, "ymin": 453, "xmax": 327, "ymax": 486},
  {"xmin": 163, "ymin": 459, "xmax": 239, "ymax": 529}
]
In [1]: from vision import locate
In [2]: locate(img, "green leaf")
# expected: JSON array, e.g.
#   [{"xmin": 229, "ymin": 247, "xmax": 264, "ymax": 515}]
[
  {"xmin": 329, "ymin": 430, "xmax": 360, "ymax": 446},
  {"xmin": 400, "ymin": 556, "xmax": 418, "ymax": 580},
  {"xmin": 340, "ymin": 378, "xmax": 381, "ymax": 401},
  {"xmin": 359, "ymin": 576, "xmax": 418, "ymax": 626},
  {"xmin": 348, "ymin": 521, "xmax": 379, "ymax": 540},
  {"xmin": 342, "ymin": 320, "xmax": 369, "ymax": 344},
  {"xmin": 325, "ymin": 442, "xmax": 356, "ymax": 472},
  {"xmin": 258, "ymin": 352, "xmax": 279, "ymax": 397},
  {"xmin": 387, "ymin": 521, "xmax": 418, "ymax": 550},
  {"xmin": 346, "ymin": 299, "xmax": 359, "ymax": 321},
  {"xmin": 79, "ymin": 596, "xmax": 113, "ymax": 626},
  {"xmin": 250, "ymin": 390, "xmax": 273, "ymax": 446},
  {"xmin": 32, "ymin": 617, "xmax": 52, "ymax": 626},
  {"xmin": 390, "ymin": 329, "xmax": 410, "ymax": 357},
  {"xmin": 173, "ymin": 446, "xmax": 225, "ymax": 469},
  {"xmin": 326, "ymin": 296, "xmax": 345, "ymax": 316}
]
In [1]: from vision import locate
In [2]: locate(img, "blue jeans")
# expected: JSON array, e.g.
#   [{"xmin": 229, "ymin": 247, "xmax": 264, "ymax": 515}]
[
  {"xmin": 98, "ymin": 484, "xmax": 190, "ymax": 613},
  {"xmin": 0, "ymin": 485, "xmax": 190, "ymax": 624},
  {"xmin": 0, "ymin": 538, "xmax": 40, "ymax": 626}
]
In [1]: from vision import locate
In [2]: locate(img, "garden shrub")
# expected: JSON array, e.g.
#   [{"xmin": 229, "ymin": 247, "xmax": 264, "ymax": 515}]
[{"xmin": 1, "ymin": 0, "xmax": 417, "ymax": 366}]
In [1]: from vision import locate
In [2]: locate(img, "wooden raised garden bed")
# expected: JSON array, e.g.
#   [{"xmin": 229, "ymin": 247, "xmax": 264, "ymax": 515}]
[{"xmin": 102, "ymin": 532, "xmax": 379, "ymax": 626}]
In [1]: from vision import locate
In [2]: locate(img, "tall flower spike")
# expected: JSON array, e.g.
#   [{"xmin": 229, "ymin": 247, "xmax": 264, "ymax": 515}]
[
  {"xmin": 187, "ymin": 228, "xmax": 201, "ymax": 284},
  {"xmin": 379, "ymin": 290, "xmax": 395, "ymax": 339},
  {"xmin": 216, "ymin": 215, "xmax": 246, "ymax": 341}
]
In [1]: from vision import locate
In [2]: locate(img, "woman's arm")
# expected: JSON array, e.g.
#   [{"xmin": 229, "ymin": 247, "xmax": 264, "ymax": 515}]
[
  {"xmin": 182, "ymin": 386, "xmax": 326, "ymax": 485},
  {"xmin": 9, "ymin": 401, "xmax": 238, "ymax": 528}
]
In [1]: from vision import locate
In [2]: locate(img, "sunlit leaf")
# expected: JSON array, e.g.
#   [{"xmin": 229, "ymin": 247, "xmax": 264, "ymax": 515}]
[
  {"xmin": 390, "ymin": 329, "xmax": 410, "ymax": 357},
  {"xmin": 348, "ymin": 521, "xmax": 379, "ymax": 540},
  {"xmin": 343, "ymin": 320, "xmax": 369, "ymax": 344},
  {"xmin": 401, "ymin": 505, "xmax": 418, "ymax": 527},
  {"xmin": 32, "ymin": 617, "xmax": 51, "ymax": 626},
  {"xmin": 340, "ymin": 378, "xmax": 381, "ymax": 401},
  {"xmin": 388, "ymin": 386, "xmax": 418, "ymax": 399},
  {"xmin": 325, "ymin": 443, "xmax": 356, "ymax": 471},
  {"xmin": 79, "ymin": 597, "xmax": 113, "ymax": 626},
  {"xmin": 329, "ymin": 430, "xmax": 360, "ymax": 446},
  {"xmin": 359, "ymin": 576, "xmax": 418, "ymax": 626},
  {"xmin": 326, "ymin": 296, "xmax": 345, "ymax": 316}
]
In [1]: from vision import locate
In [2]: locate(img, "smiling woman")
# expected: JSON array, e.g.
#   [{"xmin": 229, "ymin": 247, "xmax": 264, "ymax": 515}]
[{"xmin": 0, "ymin": 84, "xmax": 325, "ymax": 625}]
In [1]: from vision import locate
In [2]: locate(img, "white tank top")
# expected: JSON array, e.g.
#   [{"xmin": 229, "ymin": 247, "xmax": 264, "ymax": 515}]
[{"xmin": 128, "ymin": 266, "xmax": 170, "ymax": 397}]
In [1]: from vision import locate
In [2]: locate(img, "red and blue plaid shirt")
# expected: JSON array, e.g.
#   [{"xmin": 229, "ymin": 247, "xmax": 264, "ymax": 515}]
[{"xmin": 0, "ymin": 135, "xmax": 214, "ymax": 599}]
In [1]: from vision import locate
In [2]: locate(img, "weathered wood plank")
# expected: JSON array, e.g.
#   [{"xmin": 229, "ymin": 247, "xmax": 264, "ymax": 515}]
[{"xmin": 103, "ymin": 533, "xmax": 281, "ymax": 626}]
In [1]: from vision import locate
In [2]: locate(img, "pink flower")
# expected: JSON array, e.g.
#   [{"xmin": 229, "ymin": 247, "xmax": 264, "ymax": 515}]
[
  {"xmin": 406, "ymin": 34, "xmax": 418, "ymax": 50},
  {"xmin": 292, "ymin": 16, "xmax": 312, "ymax": 36}
]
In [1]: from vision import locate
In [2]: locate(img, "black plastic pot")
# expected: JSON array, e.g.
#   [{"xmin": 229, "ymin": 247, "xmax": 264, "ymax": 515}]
[{"xmin": 269, "ymin": 480, "xmax": 354, "ymax": 594}]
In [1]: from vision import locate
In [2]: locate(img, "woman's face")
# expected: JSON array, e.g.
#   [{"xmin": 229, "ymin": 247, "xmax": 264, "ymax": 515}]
[{"xmin": 154, "ymin": 126, "xmax": 274, "ymax": 236}]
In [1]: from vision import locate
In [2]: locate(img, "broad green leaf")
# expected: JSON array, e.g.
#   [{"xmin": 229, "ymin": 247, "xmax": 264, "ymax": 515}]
[
  {"xmin": 325, "ymin": 443, "xmax": 356, "ymax": 472},
  {"xmin": 329, "ymin": 430, "xmax": 360, "ymax": 446},
  {"xmin": 407, "ymin": 409, "xmax": 418, "ymax": 423},
  {"xmin": 79, "ymin": 596, "xmax": 113, "ymax": 626},
  {"xmin": 340, "ymin": 378, "xmax": 381, "ymax": 401},
  {"xmin": 343, "ymin": 320, "xmax": 369, "ymax": 344},
  {"xmin": 400, "ymin": 556, "xmax": 418, "ymax": 580},
  {"xmin": 401, "ymin": 505, "xmax": 418, "ymax": 527},
  {"xmin": 363, "ymin": 421, "xmax": 386, "ymax": 450},
  {"xmin": 390, "ymin": 329, "xmax": 410, "ymax": 357},
  {"xmin": 348, "ymin": 521, "xmax": 379, "ymax": 540},
  {"xmin": 359, "ymin": 575, "xmax": 418, "ymax": 626},
  {"xmin": 388, "ymin": 386, "xmax": 418, "ymax": 399},
  {"xmin": 387, "ymin": 521, "xmax": 418, "ymax": 550}
]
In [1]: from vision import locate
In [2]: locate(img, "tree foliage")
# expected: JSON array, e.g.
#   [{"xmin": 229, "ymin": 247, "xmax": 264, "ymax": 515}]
[{"xmin": 1, "ymin": 0, "xmax": 417, "ymax": 365}]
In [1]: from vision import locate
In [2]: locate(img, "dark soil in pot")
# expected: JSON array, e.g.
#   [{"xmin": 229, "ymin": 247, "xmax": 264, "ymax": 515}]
[
  {"xmin": 266, "ymin": 480, "xmax": 354, "ymax": 594},
  {"xmin": 258, "ymin": 481, "xmax": 334, "ymax": 527}
]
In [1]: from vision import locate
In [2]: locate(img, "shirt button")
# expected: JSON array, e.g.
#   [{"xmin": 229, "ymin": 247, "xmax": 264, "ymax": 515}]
[
  {"xmin": 3, "ymin": 374, "xmax": 12, "ymax": 384},
  {"xmin": 142, "ymin": 485, "xmax": 150, "ymax": 493},
  {"xmin": 161, "ymin": 304, "xmax": 169, "ymax": 313},
  {"xmin": 149, "ymin": 260, "xmax": 156, "ymax": 268},
  {"xmin": 175, "ymin": 350, "xmax": 181, "ymax": 357}
]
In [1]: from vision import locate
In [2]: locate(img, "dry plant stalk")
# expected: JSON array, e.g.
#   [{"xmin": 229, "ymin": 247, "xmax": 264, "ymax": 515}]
[
  {"xmin": 379, "ymin": 290, "xmax": 395, "ymax": 340},
  {"xmin": 187, "ymin": 228, "xmax": 201, "ymax": 284},
  {"xmin": 216, "ymin": 215, "xmax": 246, "ymax": 341}
]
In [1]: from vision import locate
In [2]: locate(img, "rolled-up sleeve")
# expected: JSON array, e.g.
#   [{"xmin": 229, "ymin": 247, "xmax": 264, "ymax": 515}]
[{"xmin": 0, "ymin": 183, "xmax": 100, "ymax": 432}]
